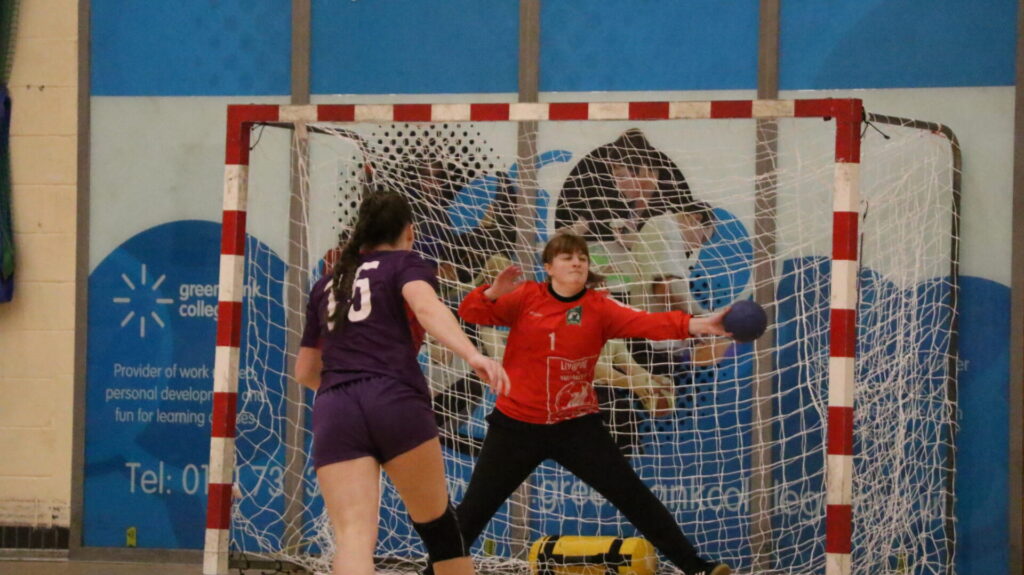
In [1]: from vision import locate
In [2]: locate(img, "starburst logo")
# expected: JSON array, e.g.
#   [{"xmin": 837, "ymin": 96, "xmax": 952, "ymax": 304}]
[{"xmin": 112, "ymin": 264, "xmax": 175, "ymax": 338}]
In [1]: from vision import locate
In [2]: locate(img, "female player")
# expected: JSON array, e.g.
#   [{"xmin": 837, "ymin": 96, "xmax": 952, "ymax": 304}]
[
  {"xmin": 295, "ymin": 190, "xmax": 510, "ymax": 575},
  {"xmin": 440, "ymin": 232, "xmax": 732, "ymax": 575}
]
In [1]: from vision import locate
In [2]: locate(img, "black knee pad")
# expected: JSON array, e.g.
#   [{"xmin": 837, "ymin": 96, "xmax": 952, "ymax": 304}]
[{"xmin": 412, "ymin": 503, "xmax": 468, "ymax": 564}]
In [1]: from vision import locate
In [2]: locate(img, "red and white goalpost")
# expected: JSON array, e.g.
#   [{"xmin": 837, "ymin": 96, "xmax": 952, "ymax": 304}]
[{"xmin": 205, "ymin": 99, "xmax": 959, "ymax": 575}]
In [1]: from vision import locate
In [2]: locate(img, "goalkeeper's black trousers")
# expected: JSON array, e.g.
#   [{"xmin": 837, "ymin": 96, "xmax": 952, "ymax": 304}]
[{"xmin": 434, "ymin": 409, "xmax": 712, "ymax": 575}]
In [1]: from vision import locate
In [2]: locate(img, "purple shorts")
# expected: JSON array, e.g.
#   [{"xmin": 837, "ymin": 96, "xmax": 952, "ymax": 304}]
[{"xmin": 312, "ymin": 376, "xmax": 439, "ymax": 468}]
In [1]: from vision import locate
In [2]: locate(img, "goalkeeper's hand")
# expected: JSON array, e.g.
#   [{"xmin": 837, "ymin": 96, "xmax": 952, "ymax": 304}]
[{"xmin": 484, "ymin": 265, "xmax": 524, "ymax": 301}]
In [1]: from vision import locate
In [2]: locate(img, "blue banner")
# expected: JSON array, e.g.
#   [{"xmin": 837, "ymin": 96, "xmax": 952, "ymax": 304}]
[{"xmin": 85, "ymin": 220, "xmax": 222, "ymax": 548}]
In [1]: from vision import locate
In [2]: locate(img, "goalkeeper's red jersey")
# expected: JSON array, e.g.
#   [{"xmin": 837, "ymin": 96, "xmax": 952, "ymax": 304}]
[{"xmin": 459, "ymin": 282, "xmax": 692, "ymax": 424}]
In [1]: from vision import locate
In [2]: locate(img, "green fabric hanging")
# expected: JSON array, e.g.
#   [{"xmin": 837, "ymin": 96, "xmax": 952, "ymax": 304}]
[
  {"xmin": 0, "ymin": 0, "xmax": 17, "ymax": 83},
  {"xmin": 0, "ymin": 0, "xmax": 18, "ymax": 302}
]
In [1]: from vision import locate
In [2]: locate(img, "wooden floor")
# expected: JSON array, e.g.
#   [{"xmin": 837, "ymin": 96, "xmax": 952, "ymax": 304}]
[
  {"xmin": 0, "ymin": 558, "xmax": 425, "ymax": 574},
  {"xmin": 0, "ymin": 558, "xmax": 201, "ymax": 574}
]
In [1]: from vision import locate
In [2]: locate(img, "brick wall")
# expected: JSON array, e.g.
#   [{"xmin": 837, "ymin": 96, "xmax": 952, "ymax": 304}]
[{"xmin": 0, "ymin": 0, "xmax": 78, "ymax": 548}]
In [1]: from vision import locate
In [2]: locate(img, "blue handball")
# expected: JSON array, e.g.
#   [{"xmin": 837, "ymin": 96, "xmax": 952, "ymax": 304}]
[{"xmin": 723, "ymin": 300, "xmax": 768, "ymax": 343}]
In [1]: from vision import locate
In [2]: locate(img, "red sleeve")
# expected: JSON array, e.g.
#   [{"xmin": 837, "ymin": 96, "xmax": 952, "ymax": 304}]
[
  {"xmin": 598, "ymin": 293, "xmax": 692, "ymax": 341},
  {"xmin": 458, "ymin": 284, "xmax": 526, "ymax": 327}
]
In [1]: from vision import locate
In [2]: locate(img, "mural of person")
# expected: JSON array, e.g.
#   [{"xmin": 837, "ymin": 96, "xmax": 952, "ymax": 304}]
[
  {"xmin": 554, "ymin": 127, "xmax": 711, "ymax": 299},
  {"xmin": 388, "ymin": 147, "xmax": 519, "ymax": 295},
  {"xmin": 627, "ymin": 204, "xmax": 723, "ymax": 373}
]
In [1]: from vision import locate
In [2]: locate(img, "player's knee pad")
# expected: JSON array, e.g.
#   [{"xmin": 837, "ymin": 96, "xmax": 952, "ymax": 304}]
[{"xmin": 412, "ymin": 503, "xmax": 468, "ymax": 564}]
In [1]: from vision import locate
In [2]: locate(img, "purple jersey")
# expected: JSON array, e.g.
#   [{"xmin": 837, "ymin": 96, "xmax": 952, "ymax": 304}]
[{"xmin": 302, "ymin": 250, "xmax": 438, "ymax": 392}]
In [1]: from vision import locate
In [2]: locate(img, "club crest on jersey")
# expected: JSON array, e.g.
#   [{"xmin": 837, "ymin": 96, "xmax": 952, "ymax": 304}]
[{"xmin": 566, "ymin": 306, "xmax": 583, "ymax": 326}]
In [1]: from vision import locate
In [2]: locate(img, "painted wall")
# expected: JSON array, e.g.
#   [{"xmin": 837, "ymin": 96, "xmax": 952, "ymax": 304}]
[
  {"xmin": 0, "ymin": 0, "xmax": 79, "ymax": 542},
  {"xmin": 0, "ymin": 0, "xmax": 1013, "ymax": 572}
]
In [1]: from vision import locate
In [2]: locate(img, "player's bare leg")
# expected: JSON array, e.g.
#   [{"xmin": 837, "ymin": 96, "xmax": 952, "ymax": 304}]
[
  {"xmin": 384, "ymin": 437, "xmax": 474, "ymax": 575},
  {"xmin": 317, "ymin": 456, "xmax": 381, "ymax": 575}
]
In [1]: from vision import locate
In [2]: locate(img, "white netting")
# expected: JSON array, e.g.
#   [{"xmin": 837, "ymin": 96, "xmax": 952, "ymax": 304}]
[{"xmin": 226, "ymin": 107, "xmax": 959, "ymax": 575}]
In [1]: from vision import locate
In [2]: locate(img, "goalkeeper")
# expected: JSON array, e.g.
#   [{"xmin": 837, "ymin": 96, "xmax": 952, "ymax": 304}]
[{"xmin": 428, "ymin": 232, "xmax": 733, "ymax": 575}]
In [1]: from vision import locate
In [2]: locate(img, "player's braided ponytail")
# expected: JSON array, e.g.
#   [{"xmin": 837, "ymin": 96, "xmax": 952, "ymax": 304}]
[
  {"xmin": 328, "ymin": 189, "xmax": 414, "ymax": 331},
  {"xmin": 328, "ymin": 219, "xmax": 366, "ymax": 330}
]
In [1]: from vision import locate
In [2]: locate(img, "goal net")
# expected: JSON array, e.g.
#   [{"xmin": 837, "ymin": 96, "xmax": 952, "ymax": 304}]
[{"xmin": 206, "ymin": 100, "xmax": 959, "ymax": 575}]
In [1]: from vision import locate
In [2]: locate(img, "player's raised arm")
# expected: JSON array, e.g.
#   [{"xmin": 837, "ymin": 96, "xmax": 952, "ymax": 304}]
[
  {"xmin": 483, "ymin": 264, "xmax": 523, "ymax": 300},
  {"xmin": 458, "ymin": 265, "xmax": 525, "ymax": 326},
  {"xmin": 403, "ymin": 279, "xmax": 511, "ymax": 396},
  {"xmin": 599, "ymin": 294, "xmax": 693, "ymax": 341}
]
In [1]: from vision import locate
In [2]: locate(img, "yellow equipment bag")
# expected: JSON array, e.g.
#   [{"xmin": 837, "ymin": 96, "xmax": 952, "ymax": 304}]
[{"xmin": 528, "ymin": 535, "xmax": 658, "ymax": 575}]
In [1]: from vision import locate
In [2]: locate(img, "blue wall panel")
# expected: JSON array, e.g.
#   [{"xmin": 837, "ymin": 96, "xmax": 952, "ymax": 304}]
[
  {"xmin": 311, "ymin": 0, "xmax": 518, "ymax": 95},
  {"xmin": 92, "ymin": 1, "xmax": 1014, "ymax": 96},
  {"xmin": 781, "ymin": 0, "xmax": 1016, "ymax": 90},
  {"xmin": 955, "ymin": 277, "xmax": 1011, "ymax": 575},
  {"xmin": 541, "ymin": 0, "xmax": 759, "ymax": 92},
  {"xmin": 91, "ymin": 0, "xmax": 291, "ymax": 96}
]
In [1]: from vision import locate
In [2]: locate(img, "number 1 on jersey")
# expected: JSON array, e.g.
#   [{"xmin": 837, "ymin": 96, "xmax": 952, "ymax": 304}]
[{"xmin": 549, "ymin": 331, "xmax": 555, "ymax": 351}]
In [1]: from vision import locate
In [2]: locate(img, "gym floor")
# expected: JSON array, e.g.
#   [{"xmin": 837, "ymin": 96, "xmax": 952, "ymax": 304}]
[
  {"xmin": 0, "ymin": 558, "xmax": 447, "ymax": 575},
  {"xmin": 0, "ymin": 558, "xmax": 199, "ymax": 574}
]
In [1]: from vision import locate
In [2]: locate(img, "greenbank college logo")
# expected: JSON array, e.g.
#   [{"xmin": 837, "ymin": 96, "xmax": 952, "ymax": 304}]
[{"xmin": 566, "ymin": 305, "xmax": 582, "ymax": 326}]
